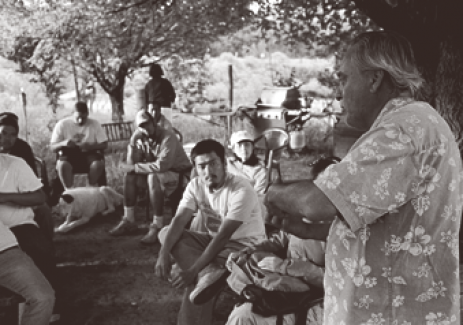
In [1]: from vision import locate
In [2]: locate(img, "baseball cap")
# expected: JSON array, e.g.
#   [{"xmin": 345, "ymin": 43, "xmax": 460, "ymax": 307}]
[
  {"xmin": 230, "ymin": 130, "xmax": 254, "ymax": 147},
  {"xmin": 135, "ymin": 110, "xmax": 154, "ymax": 127}
]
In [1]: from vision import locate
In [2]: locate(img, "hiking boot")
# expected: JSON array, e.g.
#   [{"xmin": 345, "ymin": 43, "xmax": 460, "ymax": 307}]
[
  {"xmin": 189, "ymin": 265, "xmax": 230, "ymax": 305},
  {"xmin": 140, "ymin": 224, "xmax": 159, "ymax": 245},
  {"xmin": 109, "ymin": 220, "xmax": 138, "ymax": 236}
]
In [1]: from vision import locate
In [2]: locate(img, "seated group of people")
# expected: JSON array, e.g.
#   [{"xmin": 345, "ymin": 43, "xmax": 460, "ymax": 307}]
[{"xmin": 3, "ymin": 31, "xmax": 462, "ymax": 325}]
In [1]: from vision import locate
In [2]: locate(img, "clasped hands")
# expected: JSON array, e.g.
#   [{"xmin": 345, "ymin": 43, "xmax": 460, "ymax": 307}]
[
  {"xmin": 65, "ymin": 139, "xmax": 92, "ymax": 151},
  {"xmin": 155, "ymin": 253, "xmax": 198, "ymax": 289}
]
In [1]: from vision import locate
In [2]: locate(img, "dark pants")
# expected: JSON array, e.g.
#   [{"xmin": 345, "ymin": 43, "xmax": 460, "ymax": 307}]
[{"xmin": 10, "ymin": 224, "xmax": 61, "ymax": 312}]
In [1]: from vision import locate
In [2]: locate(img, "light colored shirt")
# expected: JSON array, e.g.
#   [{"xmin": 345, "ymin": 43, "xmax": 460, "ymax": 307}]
[
  {"xmin": 50, "ymin": 117, "xmax": 107, "ymax": 146},
  {"xmin": 0, "ymin": 221, "xmax": 18, "ymax": 253},
  {"xmin": 315, "ymin": 98, "xmax": 462, "ymax": 325},
  {"xmin": 180, "ymin": 173, "xmax": 266, "ymax": 245},
  {"xmin": 227, "ymin": 157, "xmax": 267, "ymax": 194},
  {"xmin": 255, "ymin": 231, "xmax": 326, "ymax": 287},
  {"xmin": 129, "ymin": 127, "xmax": 191, "ymax": 174},
  {"xmin": 0, "ymin": 154, "xmax": 42, "ymax": 227}
]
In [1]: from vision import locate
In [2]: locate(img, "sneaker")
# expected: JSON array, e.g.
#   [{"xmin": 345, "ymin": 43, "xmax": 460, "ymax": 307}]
[
  {"xmin": 109, "ymin": 220, "xmax": 138, "ymax": 236},
  {"xmin": 140, "ymin": 225, "xmax": 159, "ymax": 245},
  {"xmin": 189, "ymin": 266, "xmax": 230, "ymax": 305}
]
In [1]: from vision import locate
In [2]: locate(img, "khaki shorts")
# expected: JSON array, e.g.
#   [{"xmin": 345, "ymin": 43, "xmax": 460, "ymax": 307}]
[{"xmin": 137, "ymin": 171, "xmax": 179, "ymax": 197}]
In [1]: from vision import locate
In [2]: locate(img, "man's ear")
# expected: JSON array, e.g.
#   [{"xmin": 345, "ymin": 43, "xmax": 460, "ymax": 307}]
[
  {"xmin": 61, "ymin": 194, "xmax": 74, "ymax": 204},
  {"xmin": 370, "ymin": 70, "xmax": 385, "ymax": 93}
]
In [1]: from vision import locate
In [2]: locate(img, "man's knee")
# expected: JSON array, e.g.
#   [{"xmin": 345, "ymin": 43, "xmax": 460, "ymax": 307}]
[
  {"xmin": 158, "ymin": 226, "xmax": 170, "ymax": 245},
  {"xmin": 147, "ymin": 173, "xmax": 161, "ymax": 188},
  {"xmin": 56, "ymin": 160, "xmax": 71, "ymax": 171},
  {"xmin": 89, "ymin": 159, "xmax": 104, "ymax": 171},
  {"xmin": 29, "ymin": 283, "xmax": 55, "ymax": 309}
]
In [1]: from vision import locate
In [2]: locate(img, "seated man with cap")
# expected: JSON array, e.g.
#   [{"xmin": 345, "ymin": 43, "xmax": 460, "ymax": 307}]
[
  {"xmin": 50, "ymin": 101, "xmax": 108, "ymax": 189},
  {"xmin": 109, "ymin": 110, "xmax": 192, "ymax": 245}
]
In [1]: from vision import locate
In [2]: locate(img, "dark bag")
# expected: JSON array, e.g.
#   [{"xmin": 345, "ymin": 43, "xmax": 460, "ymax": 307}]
[{"xmin": 240, "ymin": 284, "xmax": 324, "ymax": 325}]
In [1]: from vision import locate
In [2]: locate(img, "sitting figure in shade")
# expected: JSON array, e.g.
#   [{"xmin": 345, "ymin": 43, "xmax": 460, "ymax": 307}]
[
  {"xmin": 155, "ymin": 139, "xmax": 266, "ymax": 325},
  {"xmin": 50, "ymin": 101, "xmax": 108, "ymax": 189},
  {"xmin": 0, "ymin": 112, "xmax": 54, "ymax": 241},
  {"xmin": 109, "ymin": 110, "xmax": 191, "ymax": 245},
  {"xmin": 190, "ymin": 130, "xmax": 267, "ymax": 232},
  {"xmin": 225, "ymin": 157, "xmax": 340, "ymax": 325}
]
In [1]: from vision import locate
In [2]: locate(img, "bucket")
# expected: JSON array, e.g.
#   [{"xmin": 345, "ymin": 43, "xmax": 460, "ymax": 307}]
[{"xmin": 289, "ymin": 130, "xmax": 306, "ymax": 152}]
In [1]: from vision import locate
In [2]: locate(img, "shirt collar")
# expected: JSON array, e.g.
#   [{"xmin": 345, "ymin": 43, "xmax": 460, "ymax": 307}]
[{"xmin": 371, "ymin": 96, "xmax": 415, "ymax": 129}]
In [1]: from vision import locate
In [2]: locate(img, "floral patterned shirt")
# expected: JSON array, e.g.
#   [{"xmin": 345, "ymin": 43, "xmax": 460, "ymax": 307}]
[{"xmin": 314, "ymin": 98, "xmax": 462, "ymax": 325}]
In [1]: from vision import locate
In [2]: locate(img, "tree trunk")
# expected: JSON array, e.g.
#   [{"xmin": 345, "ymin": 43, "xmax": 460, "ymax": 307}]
[
  {"xmin": 433, "ymin": 36, "xmax": 463, "ymax": 151},
  {"xmin": 109, "ymin": 89, "xmax": 125, "ymax": 122}
]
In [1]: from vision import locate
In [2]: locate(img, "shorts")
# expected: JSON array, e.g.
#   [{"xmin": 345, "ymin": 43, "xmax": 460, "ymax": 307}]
[
  {"xmin": 57, "ymin": 148, "xmax": 104, "ymax": 174},
  {"xmin": 137, "ymin": 170, "xmax": 181, "ymax": 197}
]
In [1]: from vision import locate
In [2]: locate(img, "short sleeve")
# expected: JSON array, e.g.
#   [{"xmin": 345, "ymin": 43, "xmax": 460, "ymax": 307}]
[
  {"xmin": 50, "ymin": 120, "xmax": 63, "ymax": 144},
  {"xmin": 226, "ymin": 182, "xmax": 257, "ymax": 222},
  {"xmin": 178, "ymin": 178, "xmax": 199, "ymax": 212},
  {"xmin": 15, "ymin": 158, "xmax": 43, "ymax": 193},
  {"xmin": 314, "ymin": 123, "xmax": 420, "ymax": 232}
]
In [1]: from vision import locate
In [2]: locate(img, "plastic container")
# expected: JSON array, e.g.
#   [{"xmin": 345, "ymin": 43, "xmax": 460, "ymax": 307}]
[{"xmin": 289, "ymin": 130, "xmax": 306, "ymax": 152}]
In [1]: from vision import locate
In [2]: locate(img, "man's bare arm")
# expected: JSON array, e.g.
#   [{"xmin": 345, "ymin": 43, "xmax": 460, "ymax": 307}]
[
  {"xmin": 0, "ymin": 189, "xmax": 45, "ymax": 207},
  {"xmin": 266, "ymin": 181, "xmax": 337, "ymax": 222},
  {"xmin": 158, "ymin": 206, "xmax": 195, "ymax": 258},
  {"xmin": 189, "ymin": 219, "xmax": 242, "ymax": 274},
  {"xmin": 265, "ymin": 181, "xmax": 338, "ymax": 240}
]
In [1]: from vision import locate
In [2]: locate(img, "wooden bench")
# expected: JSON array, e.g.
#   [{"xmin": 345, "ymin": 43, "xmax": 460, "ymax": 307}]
[{"xmin": 102, "ymin": 120, "xmax": 134, "ymax": 152}]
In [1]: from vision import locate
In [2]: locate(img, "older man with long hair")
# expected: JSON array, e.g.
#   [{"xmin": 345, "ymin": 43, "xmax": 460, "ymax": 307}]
[{"xmin": 265, "ymin": 31, "xmax": 462, "ymax": 324}]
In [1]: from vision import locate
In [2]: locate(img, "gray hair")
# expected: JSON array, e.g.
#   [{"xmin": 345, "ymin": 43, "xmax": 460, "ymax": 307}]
[{"xmin": 346, "ymin": 31, "xmax": 424, "ymax": 96}]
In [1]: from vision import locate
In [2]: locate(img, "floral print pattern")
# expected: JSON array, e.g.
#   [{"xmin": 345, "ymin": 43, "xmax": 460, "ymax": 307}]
[{"xmin": 315, "ymin": 98, "xmax": 462, "ymax": 325}]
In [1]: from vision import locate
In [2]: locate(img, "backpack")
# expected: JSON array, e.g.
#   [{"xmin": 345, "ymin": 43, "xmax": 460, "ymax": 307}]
[{"xmin": 239, "ymin": 284, "xmax": 324, "ymax": 325}]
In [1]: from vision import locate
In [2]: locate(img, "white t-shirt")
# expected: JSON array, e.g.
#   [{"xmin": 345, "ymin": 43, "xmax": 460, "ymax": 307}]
[
  {"xmin": 50, "ymin": 117, "xmax": 108, "ymax": 146},
  {"xmin": 0, "ymin": 154, "xmax": 42, "ymax": 227},
  {"xmin": 179, "ymin": 173, "xmax": 266, "ymax": 246},
  {"xmin": 0, "ymin": 221, "xmax": 18, "ymax": 253}
]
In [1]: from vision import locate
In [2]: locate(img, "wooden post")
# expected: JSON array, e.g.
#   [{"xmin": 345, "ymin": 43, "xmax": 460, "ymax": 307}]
[
  {"xmin": 20, "ymin": 88, "xmax": 28, "ymax": 141},
  {"xmin": 71, "ymin": 56, "xmax": 81, "ymax": 102},
  {"xmin": 227, "ymin": 64, "xmax": 233, "ymax": 142}
]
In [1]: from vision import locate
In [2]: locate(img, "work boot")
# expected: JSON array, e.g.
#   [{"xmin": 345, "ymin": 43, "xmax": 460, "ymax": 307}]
[
  {"xmin": 109, "ymin": 219, "xmax": 138, "ymax": 236},
  {"xmin": 140, "ymin": 224, "xmax": 159, "ymax": 245},
  {"xmin": 189, "ymin": 265, "xmax": 230, "ymax": 305}
]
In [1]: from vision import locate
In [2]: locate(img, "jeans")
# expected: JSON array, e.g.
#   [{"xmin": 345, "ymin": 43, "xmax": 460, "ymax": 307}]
[
  {"xmin": 159, "ymin": 228, "xmax": 246, "ymax": 325},
  {"xmin": 10, "ymin": 224, "xmax": 60, "ymax": 312},
  {"xmin": 0, "ymin": 247, "xmax": 55, "ymax": 325}
]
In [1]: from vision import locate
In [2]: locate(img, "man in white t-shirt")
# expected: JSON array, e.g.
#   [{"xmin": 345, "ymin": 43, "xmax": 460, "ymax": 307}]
[
  {"xmin": 155, "ymin": 139, "xmax": 266, "ymax": 325},
  {"xmin": 0, "ymin": 154, "xmax": 57, "ymax": 323},
  {"xmin": 50, "ymin": 101, "xmax": 108, "ymax": 188},
  {"xmin": 0, "ymin": 220, "xmax": 55, "ymax": 325}
]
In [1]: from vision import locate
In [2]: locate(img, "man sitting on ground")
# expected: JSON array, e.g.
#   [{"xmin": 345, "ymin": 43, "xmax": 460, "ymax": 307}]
[
  {"xmin": 155, "ymin": 139, "xmax": 266, "ymax": 325},
  {"xmin": 50, "ymin": 101, "xmax": 108, "ymax": 189},
  {"xmin": 109, "ymin": 110, "xmax": 191, "ymax": 244},
  {"xmin": 0, "ymin": 112, "xmax": 54, "ymax": 241},
  {"xmin": 0, "ymin": 219, "xmax": 55, "ymax": 325},
  {"xmin": 224, "ymin": 157, "xmax": 340, "ymax": 325}
]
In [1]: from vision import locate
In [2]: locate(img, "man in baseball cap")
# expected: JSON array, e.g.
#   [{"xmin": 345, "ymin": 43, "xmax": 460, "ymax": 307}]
[
  {"xmin": 110, "ymin": 109, "xmax": 191, "ymax": 245},
  {"xmin": 229, "ymin": 130, "xmax": 254, "ymax": 148}
]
